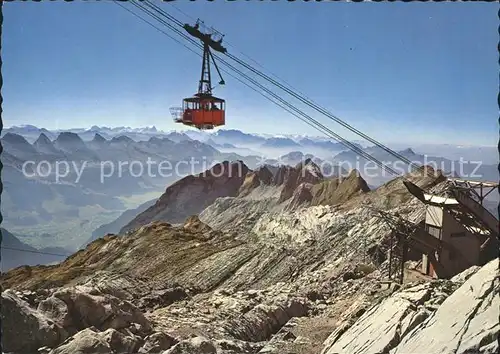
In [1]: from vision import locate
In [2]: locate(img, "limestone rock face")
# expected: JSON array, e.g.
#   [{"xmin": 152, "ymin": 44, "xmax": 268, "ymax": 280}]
[
  {"xmin": 311, "ymin": 169, "xmax": 370, "ymax": 206},
  {"xmin": 277, "ymin": 159, "xmax": 324, "ymax": 202},
  {"xmin": 2, "ymin": 165, "xmax": 489, "ymax": 354},
  {"xmin": 120, "ymin": 158, "xmax": 374, "ymax": 240},
  {"xmin": 321, "ymin": 282, "xmax": 437, "ymax": 354},
  {"xmin": 238, "ymin": 166, "xmax": 274, "ymax": 197},
  {"xmin": 51, "ymin": 286, "xmax": 152, "ymax": 335},
  {"xmin": 1, "ymin": 290, "xmax": 67, "ymax": 353},
  {"xmin": 47, "ymin": 328, "xmax": 113, "ymax": 354},
  {"xmin": 392, "ymin": 259, "xmax": 499, "ymax": 354},
  {"xmin": 163, "ymin": 336, "xmax": 217, "ymax": 354},
  {"xmin": 138, "ymin": 331, "xmax": 178, "ymax": 353},
  {"xmin": 321, "ymin": 259, "xmax": 499, "ymax": 354},
  {"xmin": 121, "ymin": 161, "xmax": 250, "ymax": 233},
  {"xmin": 285, "ymin": 182, "xmax": 315, "ymax": 210}
]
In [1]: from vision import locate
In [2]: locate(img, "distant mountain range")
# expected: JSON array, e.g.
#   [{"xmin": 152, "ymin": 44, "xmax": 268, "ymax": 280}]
[
  {"xmin": 4, "ymin": 125, "xmax": 494, "ymax": 162},
  {"xmin": 2, "ymin": 125, "xmax": 497, "ymax": 252},
  {"xmin": 0, "ymin": 126, "xmax": 365, "ymax": 159},
  {"xmin": 0, "ymin": 130, "xmax": 260, "ymax": 249}
]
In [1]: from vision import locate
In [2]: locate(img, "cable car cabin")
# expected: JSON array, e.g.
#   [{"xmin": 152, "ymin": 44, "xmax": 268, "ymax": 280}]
[
  {"xmin": 170, "ymin": 20, "xmax": 228, "ymax": 130},
  {"xmin": 172, "ymin": 94, "xmax": 225, "ymax": 130}
]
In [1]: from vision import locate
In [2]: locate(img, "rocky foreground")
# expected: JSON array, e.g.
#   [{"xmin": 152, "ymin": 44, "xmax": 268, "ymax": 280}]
[{"xmin": 1, "ymin": 161, "xmax": 498, "ymax": 353}]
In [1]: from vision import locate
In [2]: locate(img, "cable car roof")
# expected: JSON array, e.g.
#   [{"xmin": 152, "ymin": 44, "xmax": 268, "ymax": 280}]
[{"xmin": 183, "ymin": 94, "xmax": 225, "ymax": 103}]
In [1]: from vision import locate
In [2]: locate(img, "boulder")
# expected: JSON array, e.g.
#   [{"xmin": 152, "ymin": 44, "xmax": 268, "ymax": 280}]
[
  {"xmin": 138, "ymin": 331, "xmax": 178, "ymax": 353},
  {"xmin": 38, "ymin": 296, "xmax": 75, "ymax": 330},
  {"xmin": 102, "ymin": 328, "xmax": 142, "ymax": 353},
  {"xmin": 52, "ymin": 286, "xmax": 152, "ymax": 335},
  {"xmin": 48, "ymin": 328, "xmax": 113, "ymax": 354},
  {"xmin": 163, "ymin": 336, "xmax": 217, "ymax": 354},
  {"xmin": 1, "ymin": 290, "xmax": 67, "ymax": 353}
]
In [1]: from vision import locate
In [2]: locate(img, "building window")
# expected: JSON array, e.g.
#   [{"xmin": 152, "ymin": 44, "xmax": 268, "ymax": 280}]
[
  {"xmin": 426, "ymin": 225, "xmax": 442, "ymax": 240},
  {"xmin": 450, "ymin": 232, "xmax": 466, "ymax": 238}
]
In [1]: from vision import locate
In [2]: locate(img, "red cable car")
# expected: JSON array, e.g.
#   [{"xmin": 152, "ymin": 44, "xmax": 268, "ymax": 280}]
[{"xmin": 171, "ymin": 20, "xmax": 227, "ymax": 130}]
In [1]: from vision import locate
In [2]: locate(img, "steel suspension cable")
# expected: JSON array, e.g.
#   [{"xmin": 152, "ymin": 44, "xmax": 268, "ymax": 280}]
[
  {"xmin": 166, "ymin": 1, "xmax": 311, "ymax": 101},
  {"xmin": 142, "ymin": 0, "xmax": 417, "ymax": 170},
  {"xmin": 116, "ymin": 1, "xmax": 404, "ymax": 176},
  {"xmin": 225, "ymin": 53, "xmax": 419, "ymax": 167},
  {"xmin": 1, "ymin": 246, "xmax": 72, "ymax": 258}
]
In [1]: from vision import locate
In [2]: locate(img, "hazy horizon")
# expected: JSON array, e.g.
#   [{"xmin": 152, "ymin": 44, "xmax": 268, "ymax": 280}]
[{"xmin": 2, "ymin": 124, "xmax": 498, "ymax": 149}]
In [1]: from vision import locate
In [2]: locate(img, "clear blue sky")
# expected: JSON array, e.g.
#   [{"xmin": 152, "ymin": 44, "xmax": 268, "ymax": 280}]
[{"xmin": 3, "ymin": 1, "xmax": 498, "ymax": 145}]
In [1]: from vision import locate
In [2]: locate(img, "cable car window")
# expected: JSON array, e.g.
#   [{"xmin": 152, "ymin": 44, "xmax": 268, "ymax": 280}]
[{"xmin": 426, "ymin": 225, "xmax": 442, "ymax": 240}]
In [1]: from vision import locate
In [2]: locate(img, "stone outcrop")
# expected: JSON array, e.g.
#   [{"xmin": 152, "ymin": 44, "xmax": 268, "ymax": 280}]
[
  {"xmin": 321, "ymin": 259, "xmax": 499, "ymax": 354},
  {"xmin": 121, "ymin": 161, "xmax": 250, "ymax": 233},
  {"xmin": 238, "ymin": 166, "xmax": 274, "ymax": 197},
  {"xmin": 311, "ymin": 169, "xmax": 370, "ymax": 206},
  {"xmin": 138, "ymin": 331, "xmax": 178, "ymax": 353},
  {"xmin": 50, "ymin": 286, "xmax": 152, "ymax": 335},
  {"xmin": 46, "ymin": 328, "xmax": 114, "ymax": 354},
  {"xmin": 45, "ymin": 327, "xmax": 145, "ymax": 354},
  {"xmin": 2, "ymin": 163, "xmax": 487, "ymax": 354},
  {"xmin": 392, "ymin": 259, "xmax": 499, "ymax": 354},
  {"xmin": 1, "ymin": 290, "xmax": 68, "ymax": 353},
  {"xmin": 277, "ymin": 159, "xmax": 324, "ymax": 202},
  {"xmin": 163, "ymin": 336, "xmax": 217, "ymax": 354},
  {"xmin": 1, "ymin": 283, "xmax": 155, "ymax": 353}
]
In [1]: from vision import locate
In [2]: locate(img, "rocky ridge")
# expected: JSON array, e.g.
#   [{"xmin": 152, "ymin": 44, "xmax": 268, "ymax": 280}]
[
  {"xmin": 122, "ymin": 159, "xmax": 368, "ymax": 233},
  {"xmin": 321, "ymin": 259, "xmax": 499, "ymax": 354},
  {"xmin": 2, "ymin": 161, "xmax": 496, "ymax": 354}
]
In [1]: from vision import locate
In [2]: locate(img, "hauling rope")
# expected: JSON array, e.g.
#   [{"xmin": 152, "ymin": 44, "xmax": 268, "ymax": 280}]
[{"xmin": 114, "ymin": 0, "xmax": 446, "ymax": 179}]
